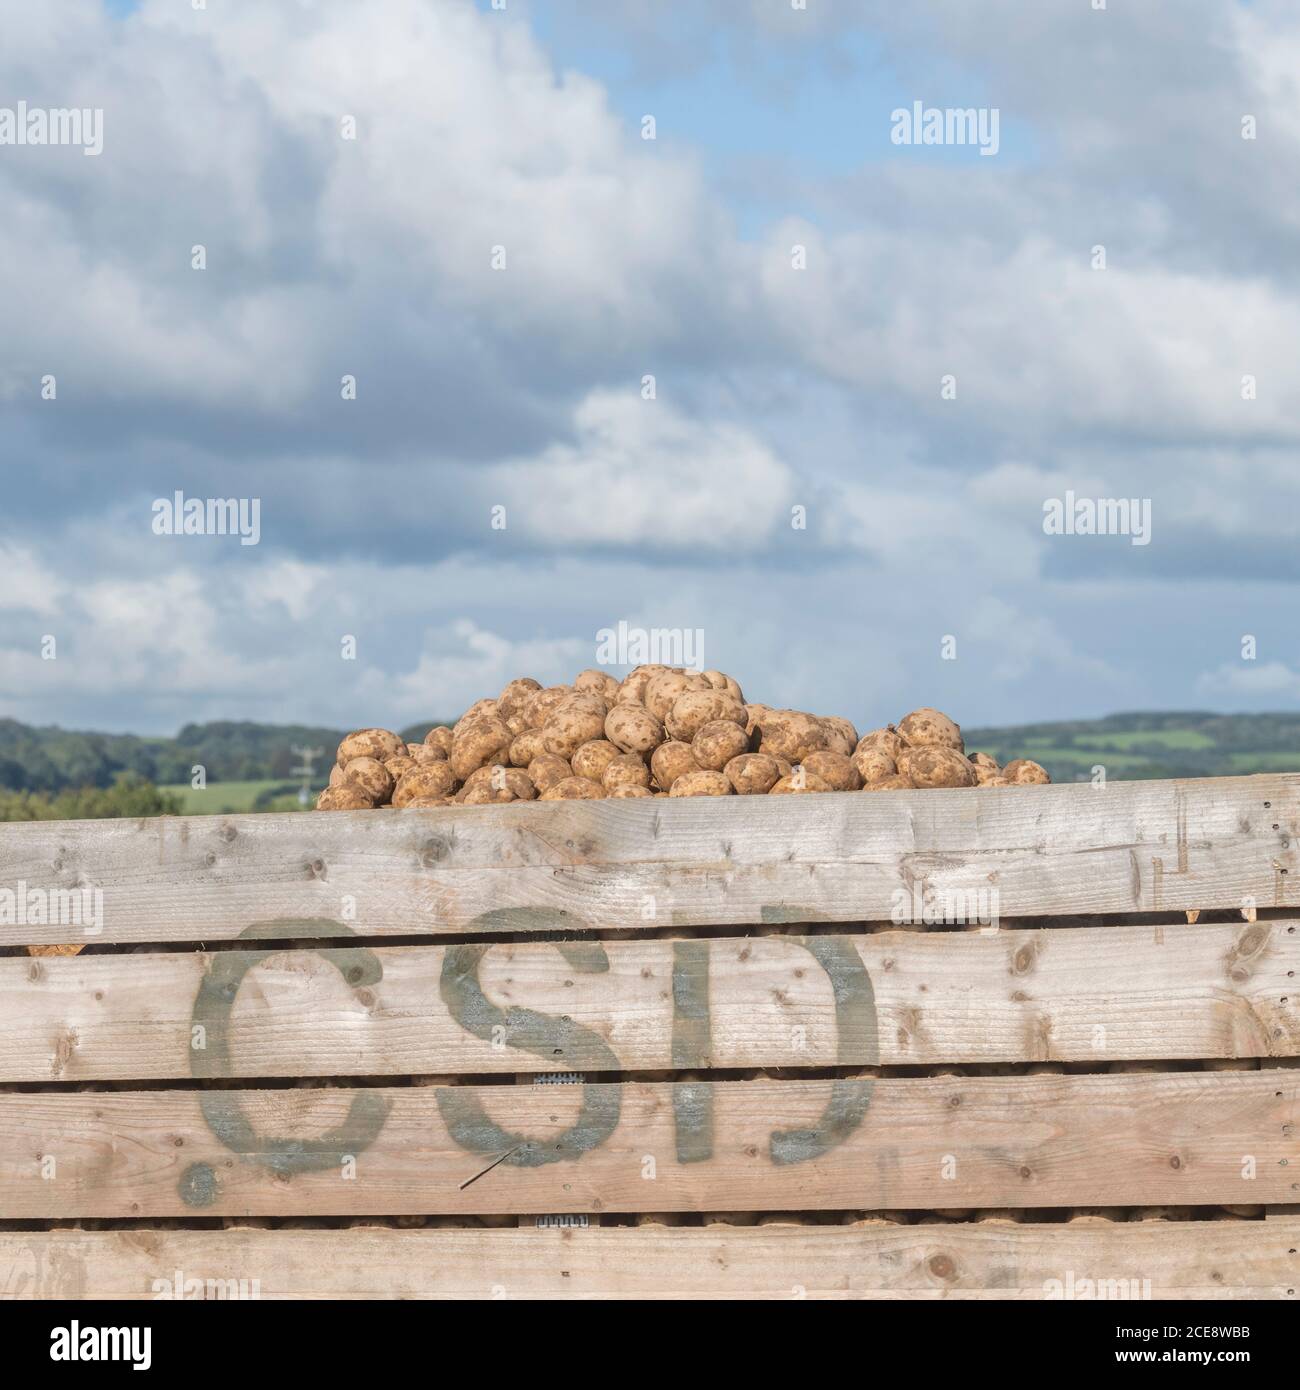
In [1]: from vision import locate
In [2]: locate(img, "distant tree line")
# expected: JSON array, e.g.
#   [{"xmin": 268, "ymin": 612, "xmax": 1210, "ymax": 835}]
[
  {"xmin": 0, "ymin": 775, "xmax": 183, "ymax": 821},
  {"xmin": 0, "ymin": 719, "xmax": 447, "ymax": 793}
]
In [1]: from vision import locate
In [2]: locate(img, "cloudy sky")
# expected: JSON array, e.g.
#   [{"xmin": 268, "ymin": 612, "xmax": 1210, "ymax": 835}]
[{"xmin": 1, "ymin": 0, "xmax": 1297, "ymax": 735}]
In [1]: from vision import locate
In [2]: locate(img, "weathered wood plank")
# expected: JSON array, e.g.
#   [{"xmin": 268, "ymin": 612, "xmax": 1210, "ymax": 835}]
[
  {"xmin": 3, "ymin": 1072, "xmax": 1294, "ymax": 1217},
  {"xmin": 3, "ymin": 1222, "xmax": 1296, "ymax": 1299},
  {"xmin": 0, "ymin": 775, "xmax": 1293, "ymax": 945},
  {"xmin": 3, "ymin": 922, "xmax": 1294, "ymax": 1082}
]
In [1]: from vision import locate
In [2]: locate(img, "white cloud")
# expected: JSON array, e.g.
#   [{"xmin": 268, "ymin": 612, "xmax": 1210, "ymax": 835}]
[
  {"xmin": 0, "ymin": 544, "xmax": 64, "ymax": 615},
  {"xmin": 760, "ymin": 218, "xmax": 1300, "ymax": 444},
  {"xmin": 493, "ymin": 390, "xmax": 796, "ymax": 551},
  {"xmin": 965, "ymin": 596, "xmax": 1121, "ymax": 687},
  {"xmin": 1197, "ymin": 660, "xmax": 1300, "ymax": 698},
  {"xmin": 359, "ymin": 619, "xmax": 589, "ymax": 725},
  {"xmin": 829, "ymin": 471, "xmax": 1043, "ymax": 583},
  {"xmin": 0, "ymin": 0, "xmax": 741, "ymax": 420},
  {"xmin": 238, "ymin": 561, "xmax": 322, "ymax": 624}
]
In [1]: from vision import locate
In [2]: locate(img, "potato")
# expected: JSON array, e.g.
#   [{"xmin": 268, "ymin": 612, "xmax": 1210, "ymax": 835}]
[
  {"xmin": 724, "ymin": 752, "xmax": 783, "ymax": 795},
  {"xmin": 524, "ymin": 685, "xmax": 572, "ymax": 730},
  {"xmin": 540, "ymin": 776, "xmax": 605, "ymax": 800},
  {"xmin": 603, "ymin": 754, "xmax": 651, "ymax": 792},
  {"xmin": 450, "ymin": 715, "xmax": 513, "ymax": 781},
  {"xmin": 423, "ymin": 726, "xmax": 454, "ymax": 757},
  {"xmin": 542, "ymin": 694, "xmax": 608, "ymax": 759},
  {"xmin": 453, "ymin": 699, "xmax": 500, "ymax": 739},
  {"xmin": 669, "ymin": 770, "xmax": 733, "ymax": 797},
  {"xmin": 816, "ymin": 722, "xmax": 851, "ymax": 758},
  {"xmin": 527, "ymin": 753, "xmax": 573, "ymax": 793},
  {"xmin": 666, "ymin": 690, "xmax": 747, "ymax": 743},
  {"xmin": 393, "ymin": 762, "xmax": 458, "ymax": 805},
  {"xmin": 700, "ymin": 669, "xmax": 744, "ymax": 702},
  {"xmin": 744, "ymin": 703, "xmax": 773, "ymax": 737},
  {"xmin": 605, "ymin": 703, "xmax": 665, "ymax": 756},
  {"xmin": 317, "ymin": 785, "xmax": 374, "ymax": 810},
  {"xmin": 650, "ymin": 741, "xmax": 698, "ymax": 792},
  {"xmin": 821, "ymin": 716, "xmax": 859, "ymax": 756},
  {"xmin": 462, "ymin": 768, "xmax": 536, "ymax": 804},
  {"xmin": 756, "ymin": 710, "xmax": 828, "ymax": 764},
  {"xmin": 691, "ymin": 718, "xmax": 751, "ymax": 771},
  {"xmin": 852, "ymin": 746, "xmax": 896, "ymax": 785},
  {"xmin": 770, "ymin": 771, "xmax": 832, "ymax": 794},
  {"xmin": 338, "ymin": 678, "xmax": 1019, "ymax": 810},
  {"xmin": 337, "ymin": 728, "xmax": 405, "ymax": 765},
  {"xmin": 645, "ymin": 671, "xmax": 702, "ymax": 723},
  {"xmin": 855, "ymin": 727, "xmax": 903, "ymax": 761},
  {"xmin": 458, "ymin": 765, "xmax": 499, "ymax": 794},
  {"xmin": 801, "ymin": 750, "xmax": 862, "ymax": 791},
  {"xmin": 617, "ymin": 665, "xmax": 670, "ymax": 705},
  {"xmin": 1003, "ymin": 759, "xmax": 1050, "ymax": 785},
  {"xmin": 573, "ymin": 668, "xmax": 621, "ymax": 702},
  {"xmin": 342, "ymin": 756, "xmax": 395, "ymax": 804},
  {"xmin": 508, "ymin": 728, "xmax": 547, "ymax": 767},
  {"xmin": 907, "ymin": 747, "xmax": 977, "ymax": 789},
  {"xmin": 897, "ymin": 707, "xmax": 963, "ymax": 752},
  {"xmin": 401, "ymin": 796, "xmax": 451, "ymax": 808},
  {"xmin": 497, "ymin": 677, "xmax": 542, "ymax": 727},
  {"xmin": 571, "ymin": 739, "xmax": 621, "ymax": 782}
]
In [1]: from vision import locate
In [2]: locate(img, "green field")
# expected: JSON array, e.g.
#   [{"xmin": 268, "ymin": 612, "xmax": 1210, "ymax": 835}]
[
  {"xmin": 1067, "ymin": 729, "xmax": 1216, "ymax": 751},
  {"xmin": 966, "ymin": 712, "xmax": 1300, "ymax": 785},
  {"xmin": 159, "ymin": 780, "xmax": 311, "ymax": 814}
]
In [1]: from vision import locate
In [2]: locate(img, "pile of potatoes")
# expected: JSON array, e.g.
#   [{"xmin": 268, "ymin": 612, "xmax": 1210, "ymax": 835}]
[{"xmin": 316, "ymin": 667, "xmax": 1051, "ymax": 809}]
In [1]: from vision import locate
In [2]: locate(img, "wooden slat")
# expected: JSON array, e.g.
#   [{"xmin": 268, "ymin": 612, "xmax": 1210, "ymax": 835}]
[
  {"xmin": 0, "ymin": 775, "xmax": 1293, "ymax": 946},
  {"xmin": 3, "ymin": 1072, "xmax": 1295, "ymax": 1217},
  {"xmin": 3, "ymin": 922, "xmax": 1295, "ymax": 1082},
  {"xmin": 2, "ymin": 1222, "xmax": 1296, "ymax": 1300}
]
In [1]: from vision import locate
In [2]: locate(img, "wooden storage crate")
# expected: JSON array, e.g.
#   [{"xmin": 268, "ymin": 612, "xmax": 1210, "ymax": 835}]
[{"xmin": 0, "ymin": 773, "xmax": 1297, "ymax": 1299}]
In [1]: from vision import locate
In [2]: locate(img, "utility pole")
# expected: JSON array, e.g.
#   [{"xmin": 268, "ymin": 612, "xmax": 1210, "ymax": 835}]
[{"xmin": 291, "ymin": 745, "xmax": 325, "ymax": 807}]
